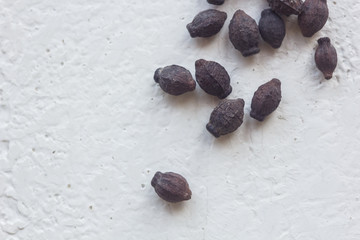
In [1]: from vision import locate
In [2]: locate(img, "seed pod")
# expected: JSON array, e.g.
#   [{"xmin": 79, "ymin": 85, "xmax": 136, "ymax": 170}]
[
  {"xmin": 229, "ymin": 10, "xmax": 260, "ymax": 57},
  {"xmin": 259, "ymin": 9, "xmax": 286, "ymax": 49},
  {"xmin": 267, "ymin": 0, "xmax": 303, "ymax": 16},
  {"xmin": 151, "ymin": 171, "xmax": 192, "ymax": 203},
  {"xmin": 250, "ymin": 79, "xmax": 282, "ymax": 121},
  {"xmin": 154, "ymin": 65, "xmax": 196, "ymax": 95},
  {"xmin": 195, "ymin": 59, "xmax": 232, "ymax": 99},
  {"xmin": 187, "ymin": 9, "xmax": 227, "ymax": 38},
  {"xmin": 298, "ymin": 0, "xmax": 329, "ymax": 37},
  {"xmin": 206, "ymin": 98, "xmax": 245, "ymax": 138},
  {"xmin": 207, "ymin": 0, "xmax": 225, "ymax": 5},
  {"xmin": 315, "ymin": 37, "xmax": 337, "ymax": 80}
]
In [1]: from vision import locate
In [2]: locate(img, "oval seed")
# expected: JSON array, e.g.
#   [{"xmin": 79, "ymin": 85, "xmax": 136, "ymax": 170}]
[
  {"xmin": 195, "ymin": 59, "xmax": 232, "ymax": 99},
  {"xmin": 206, "ymin": 98, "xmax": 245, "ymax": 138},
  {"xmin": 298, "ymin": 0, "xmax": 329, "ymax": 37},
  {"xmin": 151, "ymin": 172, "xmax": 192, "ymax": 203},
  {"xmin": 187, "ymin": 9, "xmax": 227, "ymax": 38},
  {"xmin": 229, "ymin": 10, "xmax": 260, "ymax": 57},
  {"xmin": 315, "ymin": 37, "xmax": 337, "ymax": 80},
  {"xmin": 154, "ymin": 65, "xmax": 196, "ymax": 96},
  {"xmin": 250, "ymin": 79, "xmax": 282, "ymax": 121}
]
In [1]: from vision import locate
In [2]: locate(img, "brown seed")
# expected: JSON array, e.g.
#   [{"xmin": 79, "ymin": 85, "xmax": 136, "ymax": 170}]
[
  {"xmin": 154, "ymin": 65, "xmax": 196, "ymax": 96},
  {"xmin": 187, "ymin": 9, "xmax": 227, "ymax": 38},
  {"xmin": 315, "ymin": 37, "xmax": 337, "ymax": 80},
  {"xmin": 229, "ymin": 10, "xmax": 260, "ymax": 57},
  {"xmin": 267, "ymin": 0, "xmax": 303, "ymax": 16},
  {"xmin": 206, "ymin": 98, "xmax": 245, "ymax": 138},
  {"xmin": 250, "ymin": 79, "xmax": 282, "ymax": 121},
  {"xmin": 195, "ymin": 59, "xmax": 232, "ymax": 99},
  {"xmin": 207, "ymin": 0, "xmax": 225, "ymax": 5},
  {"xmin": 151, "ymin": 171, "xmax": 192, "ymax": 203},
  {"xmin": 298, "ymin": 0, "xmax": 329, "ymax": 37},
  {"xmin": 259, "ymin": 9, "xmax": 286, "ymax": 49}
]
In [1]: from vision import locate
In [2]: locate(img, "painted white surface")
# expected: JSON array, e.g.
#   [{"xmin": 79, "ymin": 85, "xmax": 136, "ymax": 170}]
[{"xmin": 0, "ymin": 0, "xmax": 359, "ymax": 239}]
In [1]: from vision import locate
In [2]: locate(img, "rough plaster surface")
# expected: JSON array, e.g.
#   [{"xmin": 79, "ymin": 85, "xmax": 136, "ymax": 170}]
[{"xmin": 0, "ymin": 0, "xmax": 360, "ymax": 239}]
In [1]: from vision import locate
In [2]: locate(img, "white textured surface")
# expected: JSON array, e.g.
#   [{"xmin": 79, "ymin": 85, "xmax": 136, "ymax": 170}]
[{"xmin": 1, "ymin": 0, "xmax": 360, "ymax": 239}]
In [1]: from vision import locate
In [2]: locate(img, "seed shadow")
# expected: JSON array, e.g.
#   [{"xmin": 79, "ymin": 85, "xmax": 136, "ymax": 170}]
[
  {"xmin": 283, "ymin": 15, "xmax": 314, "ymax": 50},
  {"xmin": 283, "ymin": 15, "xmax": 299, "ymax": 32},
  {"xmin": 213, "ymin": 132, "xmax": 235, "ymax": 145},
  {"xmin": 237, "ymin": 113, "xmax": 266, "ymax": 143},
  {"xmin": 193, "ymin": 35, "xmax": 220, "ymax": 48},
  {"xmin": 247, "ymin": 116, "xmax": 266, "ymax": 129},
  {"xmin": 163, "ymin": 91, "xmax": 199, "ymax": 107},
  {"xmin": 312, "ymin": 63, "xmax": 327, "ymax": 84},
  {"xmin": 151, "ymin": 193, "xmax": 188, "ymax": 213},
  {"xmin": 197, "ymin": 90, "xmax": 222, "ymax": 104},
  {"xmin": 163, "ymin": 89, "xmax": 219, "ymax": 108},
  {"xmin": 165, "ymin": 201, "xmax": 186, "ymax": 213},
  {"xmin": 259, "ymin": 40, "xmax": 278, "ymax": 56},
  {"xmin": 201, "ymin": 126, "xmax": 236, "ymax": 148},
  {"xmin": 233, "ymin": 51, "xmax": 259, "ymax": 68}
]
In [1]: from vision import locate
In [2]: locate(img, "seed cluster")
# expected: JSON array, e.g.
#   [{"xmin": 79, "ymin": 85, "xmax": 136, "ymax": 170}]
[{"xmin": 151, "ymin": 0, "xmax": 338, "ymax": 203}]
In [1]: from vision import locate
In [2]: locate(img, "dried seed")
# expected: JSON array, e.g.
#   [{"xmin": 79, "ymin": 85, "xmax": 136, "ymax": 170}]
[
  {"xmin": 151, "ymin": 171, "xmax": 192, "ymax": 203},
  {"xmin": 315, "ymin": 37, "xmax": 337, "ymax": 80},
  {"xmin": 154, "ymin": 65, "xmax": 196, "ymax": 96},
  {"xmin": 187, "ymin": 9, "xmax": 227, "ymax": 38},
  {"xmin": 298, "ymin": 0, "xmax": 329, "ymax": 37},
  {"xmin": 229, "ymin": 10, "xmax": 260, "ymax": 57},
  {"xmin": 207, "ymin": 0, "xmax": 225, "ymax": 5},
  {"xmin": 250, "ymin": 79, "xmax": 282, "ymax": 121},
  {"xmin": 195, "ymin": 59, "xmax": 232, "ymax": 99},
  {"xmin": 259, "ymin": 9, "xmax": 286, "ymax": 49},
  {"xmin": 267, "ymin": 0, "xmax": 303, "ymax": 16},
  {"xmin": 206, "ymin": 98, "xmax": 245, "ymax": 138}
]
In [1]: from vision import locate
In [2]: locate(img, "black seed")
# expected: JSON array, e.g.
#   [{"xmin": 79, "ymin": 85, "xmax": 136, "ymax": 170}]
[
  {"xmin": 298, "ymin": 0, "xmax": 329, "ymax": 37},
  {"xmin": 187, "ymin": 9, "xmax": 227, "ymax": 38},
  {"xmin": 195, "ymin": 59, "xmax": 232, "ymax": 99},
  {"xmin": 250, "ymin": 79, "xmax": 282, "ymax": 121},
  {"xmin": 207, "ymin": 0, "xmax": 225, "ymax": 5},
  {"xmin": 267, "ymin": 0, "xmax": 303, "ymax": 16},
  {"xmin": 206, "ymin": 98, "xmax": 245, "ymax": 138},
  {"xmin": 154, "ymin": 65, "xmax": 196, "ymax": 96},
  {"xmin": 259, "ymin": 9, "xmax": 286, "ymax": 49},
  {"xmin": 229, "ymin": 10, "xmax": 260, "ymax": 57},
  {"xmin": 151, "ymin": 172, "xmax": 192, "ymax": 203},
  {"xmin": 315, "ymin": 37, "xmax": 337, "ymax": 80}
]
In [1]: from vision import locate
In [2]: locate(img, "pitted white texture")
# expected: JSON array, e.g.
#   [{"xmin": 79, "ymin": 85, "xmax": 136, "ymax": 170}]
[{"xmin": 0, "ymin": 0, "xmax": 360, "ymax": 239}]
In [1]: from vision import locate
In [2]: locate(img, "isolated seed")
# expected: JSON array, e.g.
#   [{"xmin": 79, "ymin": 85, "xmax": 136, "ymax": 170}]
[
  {"xmin": 206, "ymin": 98, "xmax": 245, "ymax": 138},
  {"xmin": 207, "ymin": 0, "xmax": 225, "ymax": 5},
  {"xmin": 250, "ymin": 79, "xmax": 282, "ymax": 121},
  {"xmin": 195, "ymin": 59, "xmax": 232, "ymax": 99},
  {"xmin": 267, "ymin": 0, "xmax": 303, "ymax": 16},
  {"xmin": 151, "ymin": 171, "xmax": 192, "ymax": 203},
  {"xmin": 259, "ymin": 9, "xmax": 286, "ymax": 49},
  {"xmin": 154, "ymin": 65, "xmax": 196, "ymax": 96},
  {"xmin": 229, "ymin": 10, "xmax": 260, "ymax": 57},
  {"xmin": 315, "ymin": 37, "xmax": 337, "ymax": 80},
  {"xmin": 298, "ymin": 0, "xmax": 329, "ymax": 37},
  {"xmin": 187, "ymin": 9, "xmax": 227, "ymax": 38}
]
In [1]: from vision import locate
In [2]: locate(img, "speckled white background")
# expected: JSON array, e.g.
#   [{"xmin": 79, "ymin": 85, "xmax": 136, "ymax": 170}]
[{"xmin": 0, "ymin": 0, "xmax": 359, "ymax": 239}]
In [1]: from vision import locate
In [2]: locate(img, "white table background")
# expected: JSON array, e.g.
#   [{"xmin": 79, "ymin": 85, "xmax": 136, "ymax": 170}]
[{"xmin": 0, "ymin": 0, "xmax": 359, "ymax": 239}]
